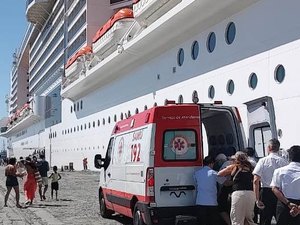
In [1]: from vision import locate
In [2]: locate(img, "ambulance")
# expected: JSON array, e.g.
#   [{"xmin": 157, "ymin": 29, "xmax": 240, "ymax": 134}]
[{"xmin": 94, "ymin": 102, "xmax": 246, "ymax": 225}]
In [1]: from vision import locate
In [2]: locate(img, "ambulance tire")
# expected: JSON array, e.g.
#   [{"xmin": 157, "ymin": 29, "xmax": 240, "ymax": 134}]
[
  {"xmin": 99, "ymin": 192, "xmax": 113, "ymax": 218},
  {"xmin": 133, "ymin": 205, "xmax": 146, "ymax": 225}
]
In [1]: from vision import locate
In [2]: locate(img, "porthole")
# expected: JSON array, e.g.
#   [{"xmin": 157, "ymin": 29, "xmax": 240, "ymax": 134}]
[
  {"xmin": 225, "ymin": 22, "xmax": 236, "ymax": 45},
  {"xmin": 178, "ymin": 95, "xmax": 183, "ymax": 104},
  {"xmin": 275, "ymin": 65, "xmax": 285, "ymax": 83},
  {"xmin": 208, "ymin": 85, "xmax": 215, "ymax": 99},
  {"xmin": 207, "ymin": 32, "xmax": 216, "ymax": 53},
  {"xmin": 249, "ymin": 73, "xmax": 258, "ymax": 89},
  {"xmin": 226, "ymin": 79, "xmax": 235, "ymax": 95},
  {"xmin": 191, "ymin": 41, "xmax": 199, "ymax": 60},
  {"xmin": 135, "ymin": 108, "xmax": 139, "ymax": 114},
  {"xmin": 144, "ymin": 105, "xmax": 148, "ymax": 110},
  {"xmin": 192, "ymin": 90, "xmax": 199, "ymax": 103},
  {"xmin": 177, "ymin": 48, "xmax": 184, "ymax": 66},
  {"xmin": 164, "ymin": 99, "xmax": 168, "ymax": 106}
]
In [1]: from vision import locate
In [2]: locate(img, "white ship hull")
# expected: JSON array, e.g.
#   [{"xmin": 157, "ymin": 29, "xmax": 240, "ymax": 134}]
[{"xmin": 5, "ymin": 0, "xmax": 300, "ymax": 171}]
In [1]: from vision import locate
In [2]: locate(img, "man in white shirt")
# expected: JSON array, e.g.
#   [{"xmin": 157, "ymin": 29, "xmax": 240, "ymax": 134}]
[
  {"xmin": 252, "ymin": 138, "xmax": 288, "ymax": 225},
  {"xmin": 194, "ymin": 156, "xmax": 220, "ymax": 225},
  {"xmin": 271, "ymin": 145, "xmax": 300, "ymax": 225}
]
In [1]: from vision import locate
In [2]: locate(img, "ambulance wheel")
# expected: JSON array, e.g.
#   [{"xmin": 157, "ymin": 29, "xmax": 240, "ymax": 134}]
[
  {"xmin": 133, "ymin": 206, "xmax": 146, "ymax": 225},
  {"xmin": 99, "ymin": 192, "xmax": 113, "ymax": 218}
]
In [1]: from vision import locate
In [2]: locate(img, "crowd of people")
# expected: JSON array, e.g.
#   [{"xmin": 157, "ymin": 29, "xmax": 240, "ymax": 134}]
[
  {"xmin": 194, "ymin": 138, "xmax": 300, "ymax": 225},
  {"xmin": 3, "ymin": 154, "xmax": 61, "ymax": 208}
]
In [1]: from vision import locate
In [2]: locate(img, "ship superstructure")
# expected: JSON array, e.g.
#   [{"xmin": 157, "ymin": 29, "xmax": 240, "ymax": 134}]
[{"xmin": 2, "ymin": 0, "xmax": 300, "ymax": 169}]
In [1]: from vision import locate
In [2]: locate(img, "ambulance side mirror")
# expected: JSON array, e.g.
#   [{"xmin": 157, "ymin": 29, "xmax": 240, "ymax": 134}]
[{"xmin": 94, "ymin": 154, "xmax": 105, "ymax": 169}]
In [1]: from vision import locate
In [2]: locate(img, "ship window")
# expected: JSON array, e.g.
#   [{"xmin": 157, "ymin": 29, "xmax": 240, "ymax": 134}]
[
  {"xmin": 70, "ymin": 106, "xmax": 72, "ymax": 113},
  {"xmin": 164, "ymin": 99, "xmax": 168, "ymax": 106},
  {"xmin": 88, "ymin": 122, "xmax": 91, "ymax": 129},
  {"xmin": 81, "ymin": 125, "xmax": 83, "ymax": 130},
  {"xmin": 144, "ymin": 105, "xmax": 148, "ymax": 110},
  {"xmin": 275, "ymin": 65, "xmax": 285, "ymax": 83},
  {"xmin": 178, "ymin": 95, "xmax": 184, "ymax": 104},
  {"xmin": 93, "ymin": 121, "xmax": 95, "ymax": 128},
  {"xmin": 226, "ymin": 79, "xmax": 235, "ymax": 95},
  {"xmin": 80, "ymin": 100, "xmax": 83, "ymax": 109},
  {"xmin": 249, "ymin": 73, "xmax": 258, "ymax": 89},
  {"xmin": 154, "ymin": 102, "xmax": 157, "ymax": 107},
  {"xmin": 77, "ymin": 126, "xmax": 79, "ymax": 131},
  {"xmin": 191, "ymin": 41, "xmax": 199, "ymax": 60},
  {"xmin": 74, "ymin": 104, "xmax": 76, "ymax": 111},
  {"xmin": 103, "ymin": 118, "xmax": 105, "ymax": 125},
  {"xmin": 98, "ymin": 120, "xmax": 100, "ymax": 126},
  {"xmin": 120, "ymin": 113, "xmax": 124, "ymax": 120},
  {"xmin": 84, "ymin": 124, "xmax": 87, "ymax": 129},
  {"xmin": 128, "ymin": 110, "xmax": 131, "ymax": 118},
  {"xmin": 74, "ymin": 127, "xmax": 76, "ymax": 132},
  {"xmin": 225, "ymin": 22, "xmax": 236, "ymax": 45},
  {"xmin": 192, "ymin": 90, "xmax": 199, "ymax": 103},
  {"xmin": 108, "ymin": 117, "xmax": 111, "ymax": 124},
  {"xmin": 207, "ymin": 32, "xmax": 216, "ymax": 53},
  {"xmin": 208, "ymin": 85, "xmax": 215, "ymax": 99},
  {"xmin": 68, "ymin": 129, "xmax": 70, "ymax": 134},
  {"xmin": 77, "ymin": 102, "xmax": 79, "ymax": 111},
  {"xmin": 177, "ymin": 48, "xmax": 184, "ymax": 66},
  {"xmin": 114, "ymin": 115, "xmax": 117, "ymax": 122},
  {"xmin": 135, "ymin": 108, "xmax": 139, "ymax": 114},
  {"xmin": 62, "ymin": 130, "xmax": 64, "ymax": 135}
]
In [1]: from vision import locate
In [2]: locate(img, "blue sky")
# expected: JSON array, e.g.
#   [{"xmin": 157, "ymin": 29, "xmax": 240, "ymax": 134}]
[{"xmin": 0, "ymin": 1, "xmax": 27, "ymax": 119}]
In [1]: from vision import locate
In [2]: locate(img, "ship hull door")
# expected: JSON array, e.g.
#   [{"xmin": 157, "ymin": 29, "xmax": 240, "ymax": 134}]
[{"xmin": 245, "ymin": 96, "xmax": 277, "ymax": 158}]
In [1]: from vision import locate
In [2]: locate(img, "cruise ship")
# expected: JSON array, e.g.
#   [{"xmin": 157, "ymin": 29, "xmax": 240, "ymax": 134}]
[{"xmin": 1, "ymin": 0, "xmax": 300, "ymax": 170}]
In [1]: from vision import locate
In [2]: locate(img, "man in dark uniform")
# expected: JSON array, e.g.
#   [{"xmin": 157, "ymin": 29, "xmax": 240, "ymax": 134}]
[{"xmin": 37, "ymin": 154, "xmax": 49, "ymax": 200}]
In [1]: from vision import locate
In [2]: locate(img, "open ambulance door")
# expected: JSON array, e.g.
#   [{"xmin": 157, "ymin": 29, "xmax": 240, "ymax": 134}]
[{"xmin": 244, "ymin": 96, "xmax": 277, "ymax": 158}]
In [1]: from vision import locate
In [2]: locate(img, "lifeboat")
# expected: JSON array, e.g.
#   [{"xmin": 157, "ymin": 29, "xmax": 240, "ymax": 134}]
[
  {"xmin": 92, "ymin": 8, "xmax": 134, "ymax": 60},
  {"xmin": 133, "ymin": 0, "xmax": 182, "ymax": 26},
  {"xmin": 65, "ymin": 46, "xmax": 92, "ymax": 78}
]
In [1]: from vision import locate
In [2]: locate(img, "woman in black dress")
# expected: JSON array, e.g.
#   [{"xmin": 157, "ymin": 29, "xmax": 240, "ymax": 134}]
[{"xmin": 4, "ymin": 157, "xmax": 22, "ymax": 208}]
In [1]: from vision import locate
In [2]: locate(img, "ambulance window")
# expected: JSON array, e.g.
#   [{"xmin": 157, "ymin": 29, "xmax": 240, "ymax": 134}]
[
  {"xmin": 103, "ymin": 138, "xmax": 114, "ymax": 170},
  {"xmin": 253, "ymin": 126, "xmax": 272, "ymax": 158},
  {"xmin": 163, "ymin": 130, "xmax": 197, "ymax": 161}
]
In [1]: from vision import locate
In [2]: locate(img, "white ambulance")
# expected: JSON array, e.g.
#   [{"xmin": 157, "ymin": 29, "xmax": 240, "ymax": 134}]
[{"xmin": 94, "ymin": 102, "xmax": 246, "ymax": 225}]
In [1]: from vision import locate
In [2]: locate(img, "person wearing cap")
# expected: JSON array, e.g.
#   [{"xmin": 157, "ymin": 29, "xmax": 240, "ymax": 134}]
[
  {"xmin": 252, "ymin": 138, "xmax": 288, "ymax": 225},
  {"xmin": 194, "ymin": 156, "xmax": 220, "ymax": 225},
  {"xmin": 218, "ymin": 151, "xmax": 256, "ymax": 225},
  {"xmin": 270, "ymin": 145, "xmax": 300, "ymax": 225}
]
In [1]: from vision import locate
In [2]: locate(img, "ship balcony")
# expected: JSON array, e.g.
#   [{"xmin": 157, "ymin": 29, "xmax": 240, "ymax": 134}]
[
  {"xmin": 0, "ymin": 110, "xmax": 41, "ymax": 138},
  {"xmin": 61, "ymin": 0, "xmax": 258, "ymax": 101},
  {"xmin": 26, "ymin": 0, "xmax": 54, "ymax": 25}
]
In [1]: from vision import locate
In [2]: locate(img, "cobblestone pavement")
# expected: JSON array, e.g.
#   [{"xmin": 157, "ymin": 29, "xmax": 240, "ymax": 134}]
[{"xmin": 0, "ymin": 166, "xmax": 132, "ymax": 225}]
